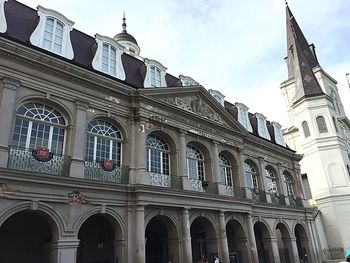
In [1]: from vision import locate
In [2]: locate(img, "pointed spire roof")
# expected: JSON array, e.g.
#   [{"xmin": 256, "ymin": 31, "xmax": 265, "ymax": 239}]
[
  {"xmin": 114, "ymin": 12, "xmax": 138, "ymax": 45},
  {"xmin": 285, "ymin": 3, "xmax": 324, "ymax": 103}
]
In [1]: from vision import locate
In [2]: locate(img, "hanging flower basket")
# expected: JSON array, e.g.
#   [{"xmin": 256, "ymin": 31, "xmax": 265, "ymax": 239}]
[
  {"xmin": 32, "ymin": 147, "xmax": 53, "ymax": 162},
  {"xmin": 253, "ymin": 187, "xmax": 260, "ymax": 195},
  {"xmin": 101, "ymin": 159, "xmax": 116, "ymax": 172}
]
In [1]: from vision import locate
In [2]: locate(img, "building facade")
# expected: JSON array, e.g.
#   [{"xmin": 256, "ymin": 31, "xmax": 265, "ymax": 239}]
[
  {"xmin": 281, "ymin": 3, "xmax": 350, "ymax": 260},
  {"xmin": 0, "ymin": 1, "xmax": 320, "ymax": 263}
]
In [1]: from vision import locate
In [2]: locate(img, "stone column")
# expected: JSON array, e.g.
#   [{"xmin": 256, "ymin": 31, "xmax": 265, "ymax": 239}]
[
  {"xmin": 246, "ymin": 213, "xmax": 258, "ymax": 263},
  {"xmin": 211, "ymin": 141, "xmax": 221, "ymax": 183},
  {"xmin": 182, "ymin": 208, "xmax": 192, "ymax": 262},
  {"xmin": 0, "ymin": 77, "xmax": 20, "ymax": 167},
  {"xmin": 237, "ymin": 148, "xmax": 251, "ymax": 198},
  {"xmin": 69, "ymin": 100, "xmax": 89, "ymax": 178},
  {"xmin": 268, "ymin": 236, "xmax": 281, "ymax": 263},
  {"xmin": 284, "ymin": 236, "xmax": 301, "ymax": 263},
  {"xmin": 135, "ymin": 205, "xmax": 145, "ymax": 263},
  {"xmin": 178, "ymin": 130, "xmax": 187, "ymax": 177},
  {"xmin": 135, "ymin": 118, "xmax": 148, "ymax": 184},
  {"xmin": 277, "ymin": 163, "xmax": 290, "ymax": 205},
  {"xmin": 113, "ymin": 239, "xmax": 125, "ymax": 263},
  {"xmin": 50, "ymin": 238, "xmax": 79, "ymax": 263},
  {"xmin": 218, "ymin": 211, "xmax": 229, "ymax": 263}
]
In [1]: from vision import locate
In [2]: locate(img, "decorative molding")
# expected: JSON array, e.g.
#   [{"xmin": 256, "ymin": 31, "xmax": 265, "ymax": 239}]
[
  {"xmin": 68, "ymin": 191, "xmax": 88, "ymax": 204},
  {"xmin": 162, "ymin": 95, "xmax": 222, "ymax": 123},
  {"xmin": 2, "ymin": 76, "xmax": 20, "ymax": 90},
  {"xmin": 0, "ymin": 183, "xmax": 15, "ymax": 198}
]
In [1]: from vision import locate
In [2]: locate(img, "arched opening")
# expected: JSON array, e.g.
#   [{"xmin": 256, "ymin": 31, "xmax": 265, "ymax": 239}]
[
  {"xmin": 145, "ymin": 215, "xmax": 180, "ymax": 263},
  {"xmin": 219, "ymin": 150, "xmax": 239, "ymax": 187},
  {"xmin": 226, "ymin": 219, "xmax": 249, "ymax": 263},
  {"xmin": 254, "ymin": 222, "xmax": 273, "ymax": 263},
  {"xmin": 77, "ymin": 214, "xmax": 115, "ymax": 263},
  {"xmin": 0, "ymin": 211, "xmax": 56, "ymax": 263},
  {"xmin": 191, "ymin": 217, "xmax": 218, "ymax": 263},
  {"xmin": 276, "ymin": 223, "xmax": 292, "ymax": 263},
  {"xmin": 295, "ymin": 224, "xmax": 311, "ymax": 263}
]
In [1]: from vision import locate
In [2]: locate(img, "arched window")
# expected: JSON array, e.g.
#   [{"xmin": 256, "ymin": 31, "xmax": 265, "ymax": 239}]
[
  {"xmin": 186, "ymin": 145, "xmax": 204, "ymax": 181},
  {"xmin": 102, "ymin": 43, "xmax": 117, "ymax": 76},
  {"xmin": 302, "ymin": 121, "xmax": 310, "ymax": 138},
  {"xmin": 219, "ymin": 154, "xmax": 233, "ymax": 186},
  {"xmin": 283, "ymin": 172, "xmax": 294, "ymax": 196},
  {"xmin": 245, "ymin": 161, "xmax": 258, "ymax": 189},
  {"xmin": 12, "ymin": 102, "xmax": 66, "ymax": 155},
  {"xmin": 316, "ymin": 116, "xmax": 328, "ymax": 133},
  {"xmin": 265, "ymin": 167, "xmax": 277, "ymax": 193},
  {"xmin": 85, "ymin": 120, "xmax": 122, "ymax": 166},
  {"xmin": 150, "ymin": 66, "xmax": 161, "ymax": 87},
  {"xmin": 146, "ymin": 135, "xmax": 170, "ymax": 175}
]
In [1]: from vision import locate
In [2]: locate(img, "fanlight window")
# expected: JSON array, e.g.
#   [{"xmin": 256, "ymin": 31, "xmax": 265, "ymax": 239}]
[
  {"xmin": 12, "ymin": 102, "xmax": 66, "ymax": 155},
  {"xmin": 219, "ymin": 154, "xmax": 233, "ymax": 186},
  {"xmin": 283, "ymin": 173, "xmax": 294, "ymax": 196},
  {"xmin": 146, "ymin": 135, "xmax": 170, "ymax": 175},
  {"xmin": 245, "ymin": 161, "xmax": 258, "ymax": 189},
  {"xmin": 186, "ymin": 145, "xmax": 204, "ymax": 181},
  {"xmin": 265, "ymin": 167, "xmax": 277, "ymax": 193},
  {"xmin": 43, "ymin": 18, "xmax": 63, "ymax": 54},
  {"xmin": 85, "ymin": 120, "xmax": 122, "ymax": 166}
]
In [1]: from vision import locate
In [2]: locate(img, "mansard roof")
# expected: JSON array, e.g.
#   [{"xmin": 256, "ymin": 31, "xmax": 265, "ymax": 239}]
[
  {"xmin": 285, "ymin": 4, "xmax": 325, "ymax": 103},
  {"xmin": 1, "ymin": 0, "xmax": 289, "ymax": 149}
]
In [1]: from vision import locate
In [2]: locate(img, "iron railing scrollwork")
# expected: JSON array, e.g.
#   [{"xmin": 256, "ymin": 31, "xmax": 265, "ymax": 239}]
[{"xmin": 84, "ymin": 161, "xmax": 129, "ymax": 184}]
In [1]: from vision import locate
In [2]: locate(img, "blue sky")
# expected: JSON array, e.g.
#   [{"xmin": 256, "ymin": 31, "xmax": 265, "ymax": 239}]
[{"xmin": 18, "ymin": 0, "xmax": 350, "ymax": 127}]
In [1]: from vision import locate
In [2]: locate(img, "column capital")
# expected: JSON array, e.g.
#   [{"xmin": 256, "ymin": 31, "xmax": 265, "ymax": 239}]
[
  {"xmin": 212, "ymin": 139, "xmax": 220, "ymax": 146},
  {"xmin": 50, "ymin": 239, "xmax": 80, "ymax": 249},
  {"xmin": 179, "ymin": 129, "xmax": 187, "ymax": 136},
  {"xmin": 2, "ymin": 76, "xmax": 20, "ymax": 91},
  {"xmin": 75, "ymin": 99, "xmax": 89, "ymax": 111}
]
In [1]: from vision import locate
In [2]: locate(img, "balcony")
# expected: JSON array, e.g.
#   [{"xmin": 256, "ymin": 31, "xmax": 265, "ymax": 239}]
[
  {"xmin": 251, "ymin": 188, "xmax": 267, "ymax": 203},
  {"xmin": 149, "ymin": 173, "xmax": 183, "ymax": 189},
  {"xmin": 7, "ymin": 146, "xmax": 69, "ymax": 176},
  {"xmin": 222, "ymin": 185, "xmax": 246, "ymax": 198},
  {"xmin": 84, "ymin": 161, "xmax": 129, "ymax": 184}
]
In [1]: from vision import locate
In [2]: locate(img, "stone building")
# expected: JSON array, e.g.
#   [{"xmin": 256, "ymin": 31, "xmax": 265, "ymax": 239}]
[
  {"xmin": 0, "ymin": 1, "xmax": 320, "ymax": 263},
  {"xmin": 281, "ymin": 3, "xmax": 350, "ymax": 260}
]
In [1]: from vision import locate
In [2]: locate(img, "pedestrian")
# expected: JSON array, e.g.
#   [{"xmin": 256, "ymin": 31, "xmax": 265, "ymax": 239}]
[{"xmin": 214, "ymin": 256, "xmax": 220, "ymax": 263}]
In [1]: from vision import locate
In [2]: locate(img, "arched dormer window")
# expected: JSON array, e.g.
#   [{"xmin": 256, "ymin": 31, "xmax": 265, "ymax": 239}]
[
  {"xmin": 143, "ymin": 58, "xmax": 167, "ymax": 88},
  {"xmin": 302, "ymin": 121, "xmax": 310, "ymax": 138},
  {"xmin": 92, "ymin": 34, "xmax": 125, "ymax": 80},
  {"xmin": 209, "ymin": 89, "xmax": 225, "ymax": 106},
  {"xmin": 255, "ymin": 113, "xmax": 271, "ymax": 140},
  {"xmin": 283, "ymin": 172, "xmax": 294, "ymax": 196},
  {"xmin": 265, "ymin": 167, "xmax": 277, "ymax": 193},
  {"xmin": 316, "ymin": 116, "xmax": 328, "ymax": 133},
  {"xmin": 244, "ymin": 160, "xmax": 258, "ymax": 189},
  {"xmin": 85, "ymin": 120, "xmax": 122, "ymax": 166},
  {"xmin": 236, "ymin": 102, "xmax": 253, "ymax": 132},
  {"xmin": 12, "ymin": 102, "xmax": 66, "ymax": 155},
  {"xmin": 179, "ymin": 75, "xmax": 199, "ymax": 87},
  {"xmin": 186, "ymin": 145, "xmax": 204, "ymax": 181},
  {"xmin": 146, "ymin": 135, "xmax": 170, "ymax": 175},
  {"xmin": 0, "ymin": 0, "xmax": 8, "ymax": 33},
  {"xmin": 30, "ymin": 6, "xmax": 74, "ymax": 59},
  {"xmin": 219, "ymin": 154, "xmax": 233, "ymax": 186},
  {"xmin": 271, "ymin": 122, "xmax": 286, "ymax": 146}
]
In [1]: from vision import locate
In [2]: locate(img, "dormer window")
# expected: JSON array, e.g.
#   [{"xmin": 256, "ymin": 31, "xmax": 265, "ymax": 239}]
[
  {"xmin": 209, "ymin": 89, "xmax": 225, "ymax": 106},
  {"xmin": 30, "ymin": 6, "xmax": 74, "ymax": 59},
  {"xmin": 179, "ymin": 75, "xmax": 199, "ymax": 87},
  {"xmin": 255, "ymin": 113, "xmax": 271, "ymax": 140},
  {"xmin": 144, "ymin": 58, "xmax": 167, "ymax": 88},
  {"xmin": 0, "ymin": 0, "xmax": 8, "ymax": 33},
  {"xmin": 272, "ymin": 122, "xmax": 286, "ymax": 146},
  {"xmin": 236, "ymin": 103, "xmax": 252, "ymax": 132},
  {"xmin": 92, "ymin": 34, "xmax": 125, "ymax": 80}
]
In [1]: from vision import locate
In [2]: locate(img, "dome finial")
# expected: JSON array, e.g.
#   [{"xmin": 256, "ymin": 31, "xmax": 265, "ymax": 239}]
[{"xmin": 122, "ymin": 11, "xmax": 127, "ymax": 33}]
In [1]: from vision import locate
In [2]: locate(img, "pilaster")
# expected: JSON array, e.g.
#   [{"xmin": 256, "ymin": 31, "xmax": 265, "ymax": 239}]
[
  {"xmin": 182, "ymin": 208, "xmax": 192, "ymax": 262},
  {"xmin": 246, "ymin": 213, "xmax": 258, "ymax": 263},
  {"xmin": 134, "ymin": 205, "xmax": 145, "ymax": 263},
  {"xmin": 218, "ymin": 211, "xmax": 229, "ymax": 263},
  {"xmin": 49, "ymin": 238, "xmax": 79, "ymax": 263}
]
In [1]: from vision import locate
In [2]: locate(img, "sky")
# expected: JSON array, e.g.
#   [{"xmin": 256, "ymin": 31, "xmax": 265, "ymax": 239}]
[{"xmin": 17, "ymin": 0, "xmax": 350, "ymax": 127}]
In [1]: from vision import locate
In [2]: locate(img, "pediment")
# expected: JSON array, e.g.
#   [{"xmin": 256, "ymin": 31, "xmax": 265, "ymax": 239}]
[{"xmin": 139, "ymin": 87, "xmax": 247, "ymax": 135}]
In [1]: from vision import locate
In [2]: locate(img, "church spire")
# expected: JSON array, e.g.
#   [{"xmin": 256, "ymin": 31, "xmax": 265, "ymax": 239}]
[
  {"xmin": 285, "ymin": 4, "xmax": 324, "ymax": 103},
  {"xmin": 122, "ymin": 11, "xmax": 127, "ymax": 33}
]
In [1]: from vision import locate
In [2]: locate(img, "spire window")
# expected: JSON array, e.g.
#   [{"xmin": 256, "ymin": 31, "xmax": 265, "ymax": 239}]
[
  {"xmin": 316, "ymin": 116, "xmax": 328, "ymax": 133},
  {"xmin": 302, "ymin": 121, "xmax": 311, "ymax": 138}
]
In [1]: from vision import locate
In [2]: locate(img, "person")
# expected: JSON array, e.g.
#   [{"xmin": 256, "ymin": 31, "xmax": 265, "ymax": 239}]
[{"xmin": 214, "ymin": 256, "xmax": 220, "ymax": 263}]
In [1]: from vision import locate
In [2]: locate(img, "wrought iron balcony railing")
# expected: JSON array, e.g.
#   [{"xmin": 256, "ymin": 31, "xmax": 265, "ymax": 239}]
[
  {"xmin": 251, "ymin": 188, "xmax": 267, "ymax": 203},
  {"xmin": 223, "ymin": 185, "xmax": 246, "ymax": 199},
  {"xmin": 189, "ymin": 179, "xmax": 218, "ymax": 194},
  {"xmin": 84, "ymin": 161, "xmax": 129, "ymax": 184},
  {"xmin": 7, "ymin": 146, "xmax": 69, "ymax": 176},
  {"xmin": 149, "ymin": 173, "xmax": 183, "ymax": 189}
]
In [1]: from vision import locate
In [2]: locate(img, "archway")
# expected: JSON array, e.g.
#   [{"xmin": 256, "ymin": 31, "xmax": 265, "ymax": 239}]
[
  {"xmin": 77, "ymin": 214, "xmax": 115, "ymax": 263},
  {"xmin": 0, "ymin": 210, "xmax": 56, "ymax": 263},
  {"xmin": 145, "ymin": 215, "xmax": 180, "ymax": 263},
  {"xmin": 295, "ymin": 224, "xmax": 312, "ymax": 262},
  {"xmin": 191, "ymin": 216, "xmax": 218, "ymax": 263},
  {"xmin": 254, "ymin": 222, "xmax": 273, "ymax": 263},
  {"xmin": 226, "ymin": 219, "xmax": 249, "ymax": 263},
  {"xmin": 276, "ymin": 223, "xmax": 291, "ymax": 263}
]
